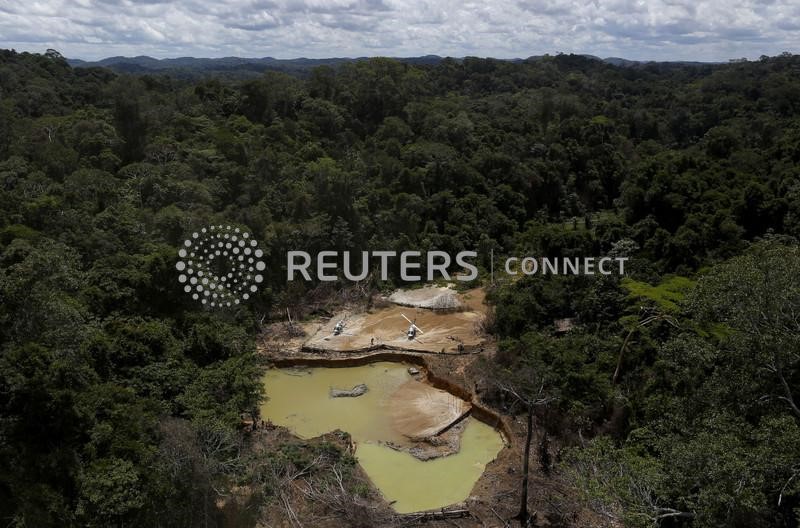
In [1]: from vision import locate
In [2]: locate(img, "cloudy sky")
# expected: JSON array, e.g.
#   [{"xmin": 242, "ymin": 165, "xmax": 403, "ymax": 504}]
[{"xmin": 0, "ymin": 0, "xmax": 798, "ymax": 61}]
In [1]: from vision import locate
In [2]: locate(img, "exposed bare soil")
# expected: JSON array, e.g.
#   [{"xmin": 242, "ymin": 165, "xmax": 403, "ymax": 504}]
[
  {"xmin": 388, "ymin": 380, "xmax": 472, "ymax": 439},
  {"xmin": 302, "ymin": 288, "xmax": 488, "ymax": 354}
]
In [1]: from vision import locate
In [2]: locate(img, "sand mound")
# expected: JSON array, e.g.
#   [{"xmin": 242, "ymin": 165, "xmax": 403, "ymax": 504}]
[
  {"xmin": 388, "ymin": 381, "xmax": 471, "ymax": 439},
  {"xmin": 388, "ymin": 286, "xmax": 463, "ymax": 310}
]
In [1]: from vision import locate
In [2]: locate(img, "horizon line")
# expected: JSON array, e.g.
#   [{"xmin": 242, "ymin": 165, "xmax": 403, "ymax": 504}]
[{"xmin": 59, "ymin": 52, "xmax": 742, "ymax": 64}]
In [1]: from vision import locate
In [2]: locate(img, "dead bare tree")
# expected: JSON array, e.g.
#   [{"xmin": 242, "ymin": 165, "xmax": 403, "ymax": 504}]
[
  {"xmin": 43, "ymin": 124, "xmax": 57, "ymax": 143},
  {"xmin": 490, "ymin": 355, "xmax": 557, "ymax": 528},
  {"xmin": 197, "ymin": 422, "xmax": 243, "ymax": 475},
  {"xmin": 779, "ymin": 466, "xmax": 800, "ymax": 507},
  {"xmin": 299, "ymin": 462, "xmax": 395, "ymax": 527},
  {"xmin": 258, "ymin": 453, "xmax": 325, "ymax": 528},
  {"xmin": 257, "ymin": 451, "xmax": 393, "ymax": 528},
  {"xmin": 497, "ymin": 380, "xmax": 557, "ymax": 527},
  {"xmin": 564, "ymin": 442, "xmax": 694, "ymax": 525},
  {"xmin": 613, "ymin": 306, "xmax": 679, "ymax": 384}
]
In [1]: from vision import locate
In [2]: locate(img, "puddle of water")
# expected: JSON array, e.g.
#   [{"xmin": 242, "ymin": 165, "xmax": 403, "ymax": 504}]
[
  {"xmin": 260, "ymin": 362, "xmax": 504, "ymax": 513},
  {"xmin": 356, "ymin": 419, "xmax": 503, "ymax": 513},
  {"xmin": 261, "ymin": 362, "xmax": 412, "ymax": 445}
]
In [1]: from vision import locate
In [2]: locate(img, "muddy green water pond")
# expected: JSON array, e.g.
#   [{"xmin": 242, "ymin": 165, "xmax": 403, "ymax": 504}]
[{"xmin": 261, "ymin": 362, "xmax": 504, "ymax": 513}]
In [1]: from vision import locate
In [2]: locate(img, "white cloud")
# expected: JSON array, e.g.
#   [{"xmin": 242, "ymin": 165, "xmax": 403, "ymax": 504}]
[{"xmin": 0, "ymin": 0, "xmax": 797, "ymax": 60}]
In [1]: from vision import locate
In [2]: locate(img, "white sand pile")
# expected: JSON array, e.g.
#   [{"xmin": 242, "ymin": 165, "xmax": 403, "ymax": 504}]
[{"xmin": 388, "ymin": 286, "xmax": 463, "ymax": 310}]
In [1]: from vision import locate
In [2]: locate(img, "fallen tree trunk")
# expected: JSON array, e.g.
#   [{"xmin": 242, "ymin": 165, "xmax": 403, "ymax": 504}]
[
  {"xmin": 330, "ymin": 384, "xmax": 368, "ymax": 397},
  {"xmin": 399, "ymin": 508, "xmax": 470, "ymax": 522}
]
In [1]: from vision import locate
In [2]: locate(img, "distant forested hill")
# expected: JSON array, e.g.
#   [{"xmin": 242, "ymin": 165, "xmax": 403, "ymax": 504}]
[
  {"xmin": 64, "ymin": 53, "xmax": 714, "ymax": 79},
  {"xmin": 66, "ymin": 54, "xmax": 446, "ymax": 78}
]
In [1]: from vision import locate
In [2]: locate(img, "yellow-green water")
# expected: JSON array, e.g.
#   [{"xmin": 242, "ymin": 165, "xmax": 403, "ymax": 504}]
[{"xmin": 261, "ymin": 362, "xmax": 504, "ymax": 513}]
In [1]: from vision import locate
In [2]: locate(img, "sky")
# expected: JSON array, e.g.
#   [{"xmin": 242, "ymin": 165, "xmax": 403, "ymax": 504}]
[{"xmin": 0, "ymin": 0, "xmax": 798, "ymax": 62}]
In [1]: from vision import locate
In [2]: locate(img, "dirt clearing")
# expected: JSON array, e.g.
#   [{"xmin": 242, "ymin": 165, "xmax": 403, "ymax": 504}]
[{"xmin": 303, "ymin": 288, "xmax": 488, "ymax": 354}]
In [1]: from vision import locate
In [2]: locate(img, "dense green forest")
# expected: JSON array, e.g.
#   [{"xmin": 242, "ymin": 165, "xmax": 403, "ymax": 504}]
[{"xmin": 0, "ymin": 48, "xmax": 799, "ymax": 527}]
